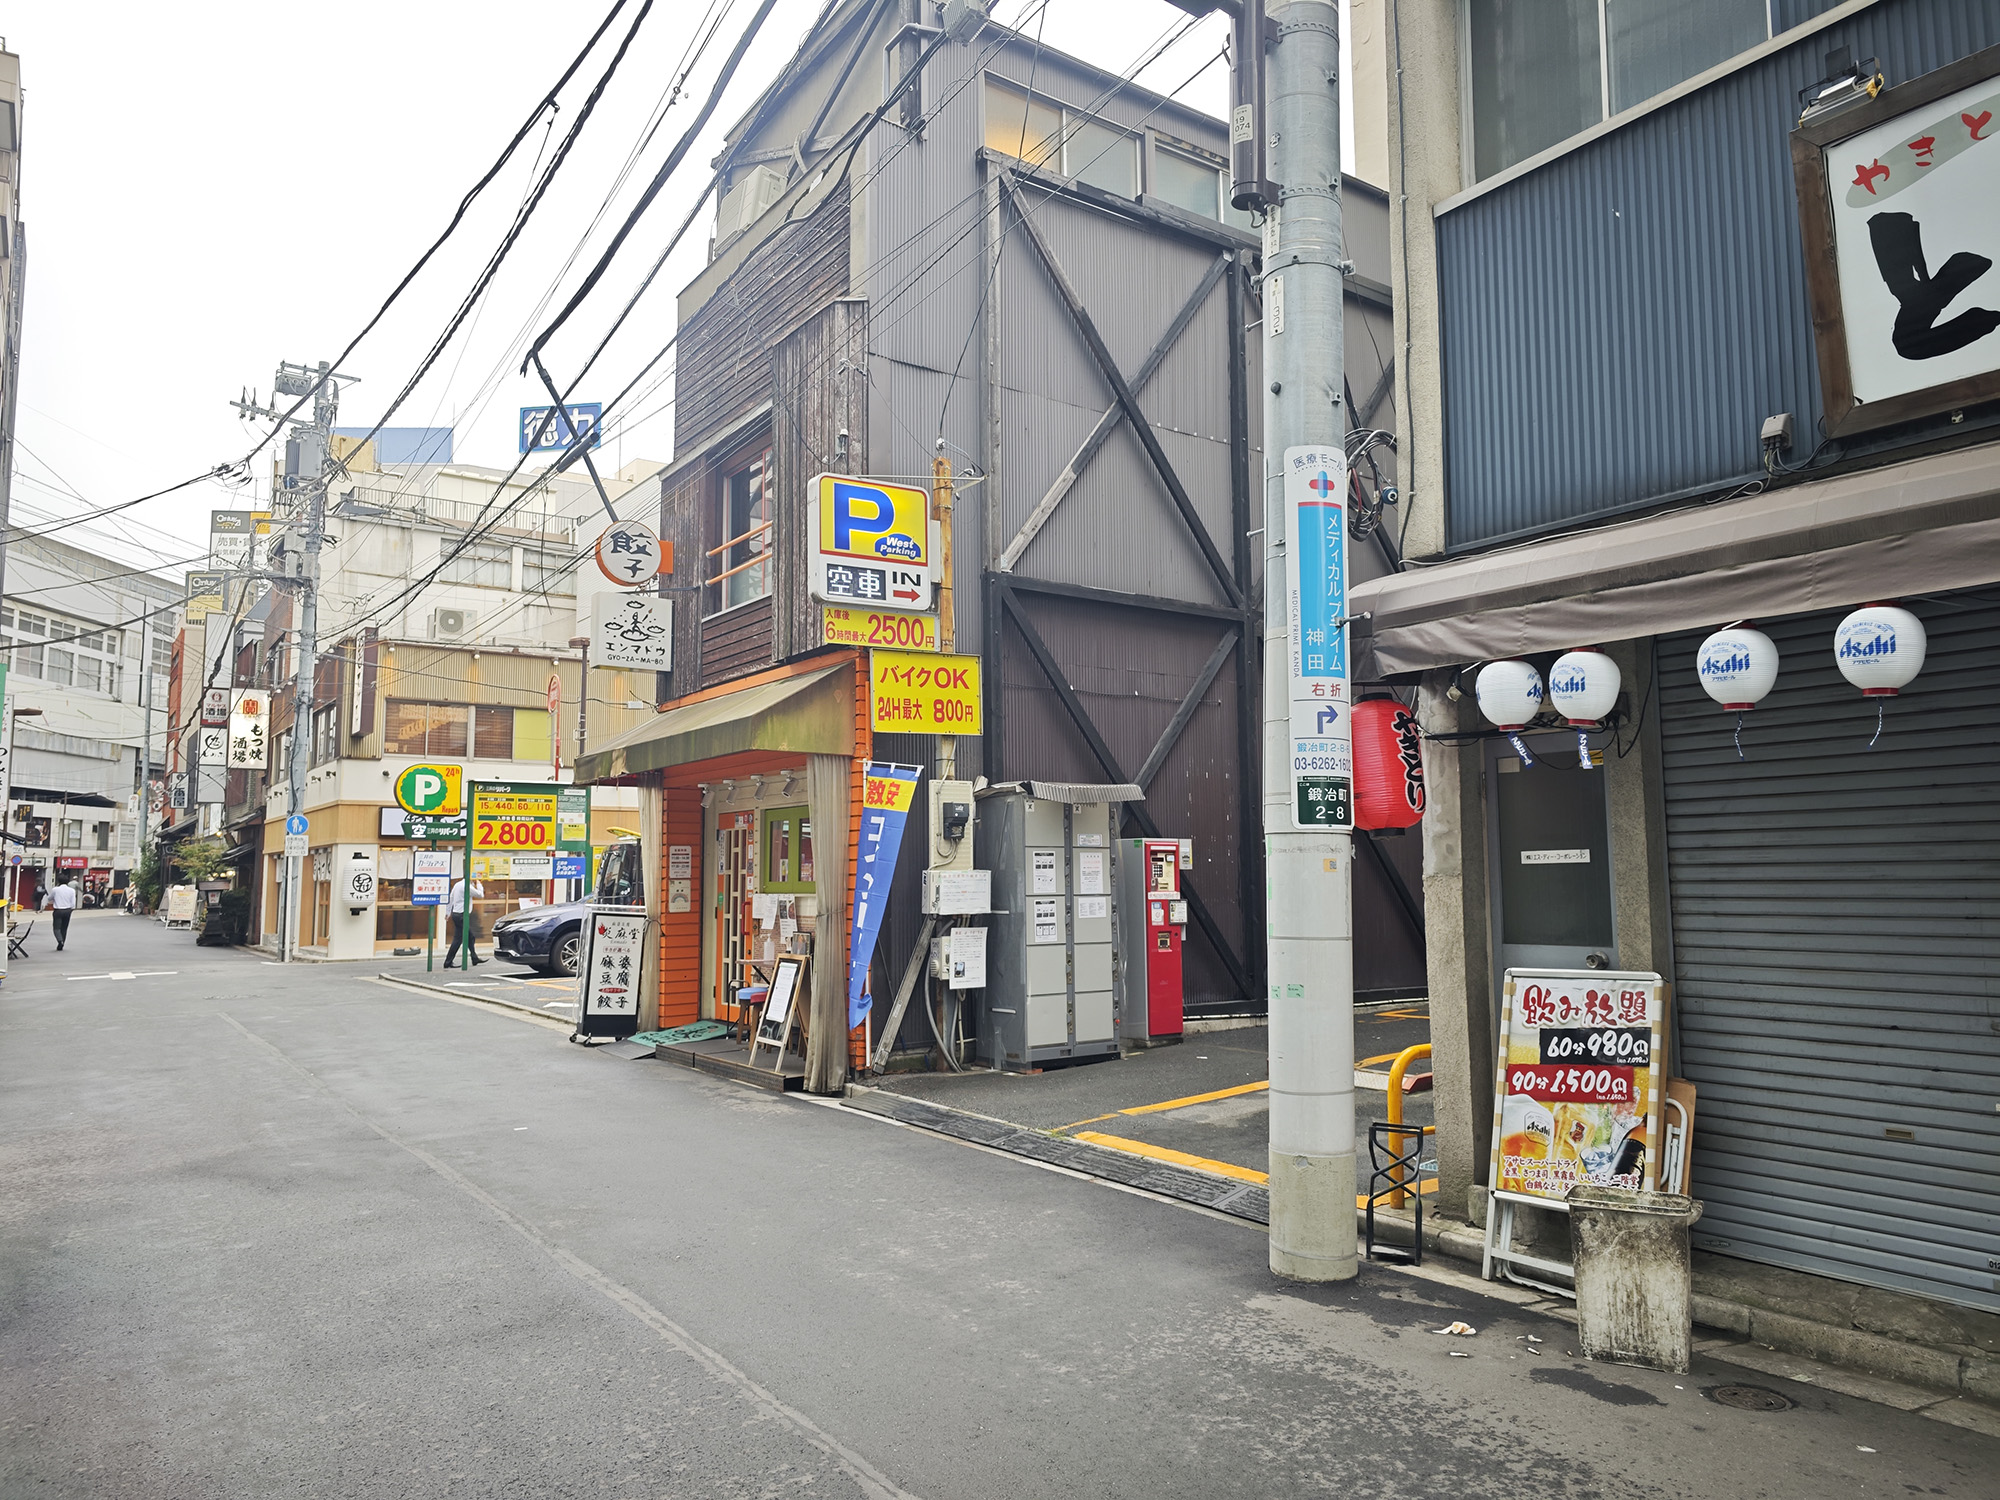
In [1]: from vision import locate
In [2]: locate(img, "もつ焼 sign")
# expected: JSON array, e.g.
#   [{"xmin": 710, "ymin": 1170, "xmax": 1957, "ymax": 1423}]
[{"xmin": 1488, "ymin": 970, "xmax": 1665, "ymax": 1202}]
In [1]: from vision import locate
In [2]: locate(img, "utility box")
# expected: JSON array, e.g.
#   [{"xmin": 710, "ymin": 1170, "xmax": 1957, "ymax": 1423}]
[
  {"xmin": 974, "ymin": 781, "xmax": 1139, "ymax": 1070},
  {"xmin": 1117, "ymin": 837, "xmax": 1187, "ymax": 1044}
]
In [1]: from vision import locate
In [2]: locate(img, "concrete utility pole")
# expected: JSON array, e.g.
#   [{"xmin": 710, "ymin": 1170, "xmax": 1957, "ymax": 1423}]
[
  {"xmin": 235, "ymin": 362, "xmax": 342, "ymax": 964},
  {"xmin": 1259, "ymin": 0, "xmax": 1356, "ymax": 1281}
]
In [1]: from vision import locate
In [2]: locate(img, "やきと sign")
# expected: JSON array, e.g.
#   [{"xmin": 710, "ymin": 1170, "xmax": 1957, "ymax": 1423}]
[
  {"xmin": 868, "ymin": 649, "xmax": 981, "ymax": 733},
  {"xmin": 1489, "ymin": 970, "xmax": 1665, "ymax": 1203}
]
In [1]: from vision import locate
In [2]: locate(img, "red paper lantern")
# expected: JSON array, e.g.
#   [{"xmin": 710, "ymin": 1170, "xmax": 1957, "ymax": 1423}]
[{"xmin": 1353, "ymin": 698, "xmax": 1425, "ymax": 831}]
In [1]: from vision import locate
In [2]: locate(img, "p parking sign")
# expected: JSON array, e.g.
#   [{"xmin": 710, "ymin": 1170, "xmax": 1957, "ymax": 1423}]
[
  {"xmin": 809, "ymin": 473, "xmax": 936, "ymax": 612},
  {"xmin": 395, "ymin": 763, "xmax": 463, "ymax": 817}
]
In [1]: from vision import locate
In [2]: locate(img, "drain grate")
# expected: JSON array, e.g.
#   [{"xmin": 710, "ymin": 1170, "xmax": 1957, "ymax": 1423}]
[{"xmin": 1708, "ymin": 1383, "xmax": 1795, "ymax": 1412}]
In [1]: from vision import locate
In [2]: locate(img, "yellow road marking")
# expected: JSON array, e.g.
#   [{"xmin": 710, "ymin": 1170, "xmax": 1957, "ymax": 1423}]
[
  {"xmin": 1357, "ymin": 1051, "xmax": 1407, "ymax": 1069},
  {"xmin": 1072, "ymin": 1132, "xmax": 1442, "ymax": 1206},
  {"xmin": 1072, "ymin": 1132, "xmax": 1270, "ymax": 1183},
  {"xmin": 1058, "ymin": 1079, "xmax": 1269, "ymax": 1132}
]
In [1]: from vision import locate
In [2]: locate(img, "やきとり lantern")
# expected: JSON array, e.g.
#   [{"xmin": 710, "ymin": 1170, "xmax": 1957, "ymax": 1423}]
[
  {"xmin": 1834, "ymin": 603, "xmax": 1926, "ymax": 747},
  {"xmin": 1548, "ymin": 649, "xmax": 1621, "ymax": 769},
  {"xmin": 1352, "ymin": 698, "xmax": 1425, "ymax": 831},
  {"xmin": 1696, "ymin": 624, "xmax": 1779, "ymax": 760},
  {"xmin": 1474, "ymin": 660, "xmax": 1544, "ymax": 766}
]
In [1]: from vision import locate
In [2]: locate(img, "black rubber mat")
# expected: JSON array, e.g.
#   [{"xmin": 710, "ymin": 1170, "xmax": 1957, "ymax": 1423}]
[{"xmin": 845, "ymin": 1089, "xmax": 1271, "ymax": 1225}]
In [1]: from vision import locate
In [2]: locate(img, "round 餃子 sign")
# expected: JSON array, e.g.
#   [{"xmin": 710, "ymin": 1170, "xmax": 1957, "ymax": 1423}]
[{"xmin": 595, "ymin": 521, "xmax": 666, "ymax": 587}]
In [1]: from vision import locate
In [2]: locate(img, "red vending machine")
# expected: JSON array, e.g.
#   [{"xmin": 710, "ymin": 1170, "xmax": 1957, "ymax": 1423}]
[{"xmin": 1117, "ymin": 837, "xmax": 1188, "ymax": 1044}]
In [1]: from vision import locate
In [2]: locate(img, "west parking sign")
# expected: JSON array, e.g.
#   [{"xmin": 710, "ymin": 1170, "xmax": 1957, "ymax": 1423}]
[{"xmin": 808, "ymin": 474, "xmax": 937, "ymax": 612}]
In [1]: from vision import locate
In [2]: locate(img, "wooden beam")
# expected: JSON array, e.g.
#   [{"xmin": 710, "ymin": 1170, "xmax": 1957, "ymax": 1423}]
[
  {"xmin": 996, "ymin": 252, "xmax": 1230, "ymax": 573},
  {"xmin": 1001, "ymin": 171, "xmax": 1244, "ymax": 610},
  {"xmin": 1362, "ymin": 830, "xmax": 1426, "ymax": 943}
]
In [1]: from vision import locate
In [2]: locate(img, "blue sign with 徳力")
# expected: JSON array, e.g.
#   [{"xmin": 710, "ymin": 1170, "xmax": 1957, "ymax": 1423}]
[{"xmin": 519, "ymin": 403, "xmax": 603, "ymax": 455}]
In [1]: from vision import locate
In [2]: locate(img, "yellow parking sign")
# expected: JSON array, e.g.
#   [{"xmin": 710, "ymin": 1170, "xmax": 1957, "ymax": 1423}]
[
  {"xmin": 869, "ymin": 649, "xmax": 982, "ymax": 734},
  {"xmin": 810, "ymin": 474, "xmax": 936, "ymax": 611}
]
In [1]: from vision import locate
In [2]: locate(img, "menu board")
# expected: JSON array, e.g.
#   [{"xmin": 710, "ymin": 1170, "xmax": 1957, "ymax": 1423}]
[{"xmin": 1488, "ymin": 970, "xmax": 1665, "ymax": 1201}]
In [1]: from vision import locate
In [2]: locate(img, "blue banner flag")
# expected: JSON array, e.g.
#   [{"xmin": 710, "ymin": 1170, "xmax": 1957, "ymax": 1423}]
[{"xmin": 847, "ymin": 763, "xmax": 923, "ymax": 1029}]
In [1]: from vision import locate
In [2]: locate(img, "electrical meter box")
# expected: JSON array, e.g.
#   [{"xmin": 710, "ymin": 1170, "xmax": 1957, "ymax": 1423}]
[
  {"xmin": 974, "ymin": 782, "xmax": 1136, "ymax": 1070},
  {"xmin": 1116, "ymin": 838, "xmax": 1187, "ymax": 1044}
]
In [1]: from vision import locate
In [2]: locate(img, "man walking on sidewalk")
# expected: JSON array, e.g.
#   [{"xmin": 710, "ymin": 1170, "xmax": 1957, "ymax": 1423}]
[
  {"xmin": 45, "ymin": 876, "xmax": 77, "ymax": 951},
  {"xmin": 444, "ymin": 876, "xmax": 485, "ymax": 968}
]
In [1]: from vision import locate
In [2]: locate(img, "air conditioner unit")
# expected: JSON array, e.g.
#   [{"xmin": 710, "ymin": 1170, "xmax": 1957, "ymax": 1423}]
[
  {"xmin": 430, "ymin": 608, "xmax": 477, "ymax": 640},
  {"xmin": 715, "ymin": 164, "xmax": 787, "ymax": 245}
]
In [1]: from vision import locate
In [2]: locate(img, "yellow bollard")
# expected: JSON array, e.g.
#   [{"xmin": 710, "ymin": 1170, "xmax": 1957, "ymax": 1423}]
[{"xmin": 1385, "ymin": 1043, "xmax": 1432, "ymax": 1209}]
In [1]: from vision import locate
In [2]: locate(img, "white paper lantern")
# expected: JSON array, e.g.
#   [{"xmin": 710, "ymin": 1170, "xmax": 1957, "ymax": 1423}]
[
  {"xmin": 1696, "ymin": 626, "xmax": 1779, "ymax": 711},
  {"xmin": 1834, "ymin": 604, "xmax": 1926, "ymax": 697},
  {"xmin": 1548, "ymin": 649, "xmax": 1621, "ymax": 725},
  {"xmin": 1475, "ymin": 660, "xmax": 1544, "ymax": 730}
]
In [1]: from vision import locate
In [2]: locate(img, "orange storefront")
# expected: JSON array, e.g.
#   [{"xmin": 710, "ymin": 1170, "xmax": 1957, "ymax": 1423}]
[{"xmin": 577, "ymin": 651, "xmax": 874, "ymax": 1075}]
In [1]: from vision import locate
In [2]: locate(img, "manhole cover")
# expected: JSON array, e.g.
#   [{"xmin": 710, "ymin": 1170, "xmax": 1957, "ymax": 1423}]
[{"xmin": 1708, "ymin": 1383, "xmax": 1794, "ymax": 1412}]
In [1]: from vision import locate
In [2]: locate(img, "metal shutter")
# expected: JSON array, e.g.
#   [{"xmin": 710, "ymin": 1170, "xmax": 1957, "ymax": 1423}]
[{"xmin": 1658, "ymin": 595, "xmax": 2000, "ymax": 1313}]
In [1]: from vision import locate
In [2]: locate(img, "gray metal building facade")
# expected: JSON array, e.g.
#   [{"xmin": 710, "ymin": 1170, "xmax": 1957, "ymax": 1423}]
[{"xmin": 645, "ymin": 1, "xmax": 1424, "ymax": 1042}]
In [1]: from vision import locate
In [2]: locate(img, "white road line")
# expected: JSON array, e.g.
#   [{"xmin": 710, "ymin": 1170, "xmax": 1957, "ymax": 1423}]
[{"xmin": 65, "ymin": 971, "xmax": 178, "ymax": 982}]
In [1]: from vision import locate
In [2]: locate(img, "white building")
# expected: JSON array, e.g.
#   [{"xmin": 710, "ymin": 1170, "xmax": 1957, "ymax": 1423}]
[{"xmin": 1, "ymin": 532, "xmax": 179, "ymax": 905}]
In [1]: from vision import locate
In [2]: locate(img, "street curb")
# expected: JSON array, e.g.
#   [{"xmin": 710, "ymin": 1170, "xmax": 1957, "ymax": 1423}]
[{"xmin": 374, "ymin": 972, "xmax": 570, "ymax": 1023}]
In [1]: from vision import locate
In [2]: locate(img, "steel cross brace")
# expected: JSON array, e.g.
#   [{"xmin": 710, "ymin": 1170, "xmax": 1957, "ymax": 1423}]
[
  {"xmin": 998, "ymin": 585, "xmax": 1255, "ymax": 1001},
  {"xmin": 998, "ymin": 171, "xmax": 1244, "ymax": 610}
]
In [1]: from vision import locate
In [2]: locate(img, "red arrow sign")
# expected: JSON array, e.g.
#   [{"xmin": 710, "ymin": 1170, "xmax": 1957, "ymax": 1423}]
[{"xmin": 891, "ymin": 587, "xmax": 920, "ymax": 601}]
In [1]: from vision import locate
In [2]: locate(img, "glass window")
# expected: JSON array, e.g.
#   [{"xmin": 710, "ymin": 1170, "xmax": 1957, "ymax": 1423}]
[
  {"xmin": 62, "ymin": 820, "xmax": 83, "ymax": 848},
  {"xmin": 151, "ymin": 635, "xmax": 174, "ymax": 675},
  {"xmin": 16, "ymin": 611, "xmax": 44, "ymax": 636},
  {"xmin": 511, "ymin": 708, "xmax": 552, "ymax": 764},
  {"xmin": 47, "ymin": 620, "xmax": 75, "ymax": 643},
  {"xmin": 1066, "ymin": 116, "xmax": 1139, "ymax": 198},
  {"xmin": 13, "ymin": 643, "xmax": 38, "ymax": 678},
  {"xmin": 73, "ymin": 656, "xmax": 102, "ymax": 694},
  {"xmin": 761, "ymin": 805, "xmax": 815, "ymax": 893},
  {"xmin": 1468, "ymin": 0, "xmax": 1601, "ymax": 181},
  {"xmin": 439, "ymin": 540, "xmax": 512, "ymax": 589},
  {"xmin": 384, "ymin": 701, "xmax": 469, "ymax": 757},
  {"xmin": 521, "ymin": 548, "xmax": 576, "ymax": 597},
  {"xmin": 1605, "ymin": 0, "xmax": 1766, "ymax": 115},
  {"xmin": 714, "ymin": 449, "xmax": 773, "ymax": 612},
  {"xmin": 1153, "ymin": 144, "xmax": 1222, "ymax": 220},
  {"xmin": 1469, "ymin": 0, "xmax": 1769, "ymax": 180},
  {"xmin": 474, "ymin": 705, "xmax": 514, "ymax": 760},
  {"xmin": 45, "ymin": 647, "xmax": 72, "ymax": 686},
  {"xmin": 985, "ymin": 79, "xmax": 1062, "ymax": 166},
  {"xmin": 311, "ymin": 706, "xmax": 340, "ymax": 765}
]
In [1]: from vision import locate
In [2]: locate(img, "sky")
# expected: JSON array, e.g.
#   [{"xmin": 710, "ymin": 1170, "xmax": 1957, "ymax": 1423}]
[{"xmin": 6, "ymin": 0, "xmax": 1351, "ymax": 578}]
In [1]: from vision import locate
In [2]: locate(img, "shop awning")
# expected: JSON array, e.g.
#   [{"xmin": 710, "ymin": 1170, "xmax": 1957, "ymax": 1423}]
[
  {"xmin": 1350, "ymin": 445, "xmax": 2000, "ymax": 676},
  {"xmin": 574, "ymin": 663, "xmax": 853, "ymax": 783}
]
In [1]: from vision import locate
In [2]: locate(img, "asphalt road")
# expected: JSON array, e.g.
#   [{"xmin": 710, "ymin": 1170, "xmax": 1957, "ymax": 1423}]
[{"xmin": 3, "ymin": 914, "xmax": 1992, "ymax": 1498}]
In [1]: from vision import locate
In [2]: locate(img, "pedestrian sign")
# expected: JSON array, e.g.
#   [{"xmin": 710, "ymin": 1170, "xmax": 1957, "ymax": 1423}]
[
  {"xmin": 809, "ymin": 473, "xmax": 936, "ymax": 612},
  {"xmin": 285, "ymin": 814, "xmax": 309, "ymax": 836},
  {"xmin": 395, "ymin": 763, "xmax": 463, "ymax": 817}
]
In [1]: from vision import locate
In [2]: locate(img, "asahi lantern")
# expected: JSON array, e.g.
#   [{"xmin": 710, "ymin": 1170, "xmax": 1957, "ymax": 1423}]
[
  {"xmin": 1697, "ymin": 624, "xmax": 1779, "ymax": 761},
  {"xmin": 1352, "ymin": 698, "xmax": 1425, "ymax": 831},
  {"xmin": 1475, "ymin": 660, "xmax": 1544, "ymax": 767},
  {"xmin": 1835, "ymin": 603, "xmax": 1926, "ymax": 747},
  {"xmin": 1548, "ymin": 649, "xmax": 1620, "ymax": 770}
]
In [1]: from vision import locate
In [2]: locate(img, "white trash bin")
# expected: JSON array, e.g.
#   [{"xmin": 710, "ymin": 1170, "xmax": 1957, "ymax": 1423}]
[{"xmin": 1567, "ymin": 1186, "xmax": 1703, "ymax": 1374}]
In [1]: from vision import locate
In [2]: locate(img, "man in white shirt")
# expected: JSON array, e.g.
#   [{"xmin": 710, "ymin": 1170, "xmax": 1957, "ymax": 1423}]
[
  {"xmin": 46, "ymin": 876, "xmax": 77, "ymax": 950},
  {"xmin": 444, "ymin": 877, "xmax": 485, "ymax": 968}
]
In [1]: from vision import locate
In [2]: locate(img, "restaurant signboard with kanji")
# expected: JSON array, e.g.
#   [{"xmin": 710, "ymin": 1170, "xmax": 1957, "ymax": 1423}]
[{"xmin": 1793, "ymin": 49, "xmax": 2000, "ymax": 435}]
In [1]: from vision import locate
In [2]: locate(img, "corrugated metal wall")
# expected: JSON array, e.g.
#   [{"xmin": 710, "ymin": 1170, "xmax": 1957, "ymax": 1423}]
[
  {"xmin": 1437, "ymin": 0, "xmax": 2000, "ymax": 548},
  {"xmin": 1658, "ymin": 595, "xmax": 2000, "ymax": 1312}
]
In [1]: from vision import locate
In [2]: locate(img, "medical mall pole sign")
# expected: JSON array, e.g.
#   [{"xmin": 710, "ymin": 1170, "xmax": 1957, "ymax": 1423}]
[
  {"xmin": 847, "ymin": 763, "xmax": 922, "ymax": 1029},
  {"xmin": 1793, "ymin": 50, "xmax": 2000, "ymax": 437},
  {"xmin": 1284, "ymin": 446, "xmax": 1351, "ymax": 828},
  {"xmin": 1487, "ymin": 969, "xmax": 1666, "ymax": 1200},
  {"xmin": 394, "ymin": 763, "xmax": 463, "ymax": 817},
  {"xmin": 808, "ymin": 473, "xmax": 937, "ymax": 612},
  {"xmin": 868, "ymin": 650, "xmax": 981, "ymax": 734}
]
